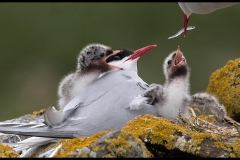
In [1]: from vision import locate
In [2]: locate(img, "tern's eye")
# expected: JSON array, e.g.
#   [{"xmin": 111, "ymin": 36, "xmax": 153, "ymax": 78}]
[
  {"xmin": 167, "ymin": 60, "xmax": 172, "ymax": 65},
  {"xmin": 113, "ymin": 55, "xmax": 121, "ymax": 61}
]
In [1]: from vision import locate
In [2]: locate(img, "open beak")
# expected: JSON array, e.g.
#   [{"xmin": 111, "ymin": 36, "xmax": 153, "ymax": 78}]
[
  {"xmin": 102, "ymin": 50, "xmax": 123, "ymax": 69},
  {"xmin": 108, "ymin": 64, "xmax": 122, "ymax": 69},
  {"xmin": 183, "ymin": 13, "xmax": 190, "ymax": 37},
  {"xmin": 174, "ymin": 46, "xmax": 184, "ymax": 66},
  {"xmin": 125, "ymin": 44, "xmax": 157, "ymax": 61}
]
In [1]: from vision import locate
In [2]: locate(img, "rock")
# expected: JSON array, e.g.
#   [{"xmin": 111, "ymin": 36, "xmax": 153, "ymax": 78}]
[
  {"xmin": 1, "ymin": 110, "xmax": 240, "ymax": 158},
  {"xmin": 207, "ymin": 58, "xmax": 240, "ymax": 121},
  {"xmin": 32, "ymin": 130, "xmax": 152, "ymax": 158},
  {"xmin": 0, "ymin": 143, "xmax": 20, "ymax": 158},
  {"xmin": 122, "ymin": 114, "xmax": 240, "ymax": 158}
]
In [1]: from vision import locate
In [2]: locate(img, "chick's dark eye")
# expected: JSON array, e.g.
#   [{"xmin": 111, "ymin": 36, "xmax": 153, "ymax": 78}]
[
  {"xmin": 167, "ymin": 60, "xmax": 172, "ymax": 65},
  {"xmin": 113, "ymin": 55, "xmax": 121, "ymax": 61},
  {"xmin": 100, "ymin": 53, "xmax": 105, "ymax": 58}
]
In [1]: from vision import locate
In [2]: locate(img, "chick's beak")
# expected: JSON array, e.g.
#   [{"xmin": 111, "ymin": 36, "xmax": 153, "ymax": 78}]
[
  {"xmin": 125, "ymin": 44, "xmax": 157, "ymax": 61},
  {"xmin": 174, "ymin": 46, "xmax": 184, "ymax": 66}
]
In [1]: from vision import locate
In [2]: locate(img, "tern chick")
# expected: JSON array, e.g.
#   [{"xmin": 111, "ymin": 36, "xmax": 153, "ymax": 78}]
[
  {"xmin": 130, "ymin": 46, "xmax": 227, "ymax": 121},
  {"xmin": 58, "ymin": 43, "xmax": 120, "ymax": 109}
]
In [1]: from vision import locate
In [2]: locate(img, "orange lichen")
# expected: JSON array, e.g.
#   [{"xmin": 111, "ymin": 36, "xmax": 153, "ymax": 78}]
[
  {"xmin": 0, "ymin": 143, "xmax": 20, "ymax": 158},
  {"xmin": 214, "ymin": 138, "xmax": 240, "ymax": 158},
  {"xmin": 207, "ymin": 58, "xmax": 240, "ymax": 117},
  {"xmin": 122, "ymin": 114, "xmax": 188, "ymax": 150},
  {"xmin": 30, "ymin": 108, "xmax": 46, "ymax": 118},
  {"xmin": 197, "ymin": 114, "xmax": 216, "ymax": 123},
  {"xmin": 53, "ymin": 130, "xmax": 109, "ymax": 157},
  {"xmin": 104, "ymin": 131, "xmax": 153, "ymax": 158},
  {"xmin": 122, "ymin": 114, "xmax": 224, "ymax": 156}
]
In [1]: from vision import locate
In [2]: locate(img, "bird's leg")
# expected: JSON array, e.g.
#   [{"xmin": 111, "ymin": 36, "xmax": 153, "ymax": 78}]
[
  {"xmin": 187, "ymin": 92, "xmax": 227, "ymax": 121},
  {"xmin": 129, "ymin": 83, "xmax": 164, "ymax": 110}
]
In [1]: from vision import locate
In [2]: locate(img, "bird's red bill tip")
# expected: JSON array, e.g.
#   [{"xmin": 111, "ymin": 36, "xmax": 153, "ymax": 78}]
[{"xmin": 126, "ymin": 44, "xmax": 157, "ymax": 61}]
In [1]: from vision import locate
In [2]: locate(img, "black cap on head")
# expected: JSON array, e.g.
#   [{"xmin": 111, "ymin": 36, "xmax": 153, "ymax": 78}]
[{"xmin": 106, "ymin": 49, "xmax": 134, "ymax": 63}]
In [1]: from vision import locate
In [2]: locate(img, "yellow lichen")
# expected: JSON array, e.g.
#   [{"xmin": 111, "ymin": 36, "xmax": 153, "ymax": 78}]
[
  {"xmin": 0, "ymin": 143, "xmax": 20, "ymax": 158},
  {"xmin": 105, "ymin": 132, "xmax": 131, "ymax": 156},
  {"xmin": 122, "ymin": 114, "xmax": 190, "ymax": 150},
  {"xmin": 207, "ymin": 58, "xmax": 240, "ymax": 117},
  {"xmin": 229, "ymin": 153, "xmax": 236, "ymax": 158},
  {"xmin": 104, "ymin": 131, "xmax": 152, "ymax": 158},
  {"xmin": 205, "ymin": 151, "xmax": 210, "ymax": 155},
  {"xmin": 78, "ymin": 153, "xmax": 88, "ymax": 158},
  {"xmin": 197, "ymin": 114, "xmax": 216, "ymax": 123},
  {"xmin": 101, "ymin": 145, "xmax": 105, "ymax": 150},
  {"xmin": 215, "ymin": 141, "xmax": 232, "ymax": 152},
  {"xmin": 30, "ymin": 108, "xmax": 46, "ymax": 118},
  {"xmin": 91, "ymin": 144, "xmax": 99, "ymax": 152},
  {"xmin": 53, "ymin": 130, "xmax": 110, "ymax": 157},
  {"xmin": 122, "ymin": 114, "xmax": 224, "ymax": 156},
  {"xmin": 122, "ymin": 114, "xmax": 188, "ymax": 150},
  {"xmin": 232, "ymin": 138, "xmax": 240, "ymax": 157},
  {"xmin": 214, "ymin": 137, "xmax": 240, "ymax": 158}
]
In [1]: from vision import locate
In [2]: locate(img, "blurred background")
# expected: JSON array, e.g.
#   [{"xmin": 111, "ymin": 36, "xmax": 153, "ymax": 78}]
[{"xmin": 0, "ymin": 2, "xmax": 240, "ymax": 121}]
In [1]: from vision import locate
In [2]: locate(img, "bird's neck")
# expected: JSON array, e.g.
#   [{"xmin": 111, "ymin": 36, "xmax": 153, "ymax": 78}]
[{"xmin": 165, "ymin": 76, "xmax": 190, "ymax": 95}]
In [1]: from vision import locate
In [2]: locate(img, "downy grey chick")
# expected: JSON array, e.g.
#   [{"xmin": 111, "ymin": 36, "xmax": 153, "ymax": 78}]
[
  {"xmin": 58, "ymin": 43, "xmax": 120, "ymax": 109},
  {"xmin": 130, "ymin": 46, "xmax": 227, "ymax": 121}
]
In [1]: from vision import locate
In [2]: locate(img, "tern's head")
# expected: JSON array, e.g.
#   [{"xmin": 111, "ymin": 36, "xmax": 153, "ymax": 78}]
[
  {"xmin": 105, "ymin": 44, "xmax": 157, "ymax": 72},
  {"xmin": 163, "ymin": 46, "xmax": 190, "ymax": 82}
]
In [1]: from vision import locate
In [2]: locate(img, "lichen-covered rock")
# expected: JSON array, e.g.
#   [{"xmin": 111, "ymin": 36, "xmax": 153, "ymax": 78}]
[
  {"xmin": 1, "ymin": 109, "xmax": 240, "ymax": 158},
  {"xmin": 31, "ymin": 130, "xmax": 152, "ymax": 158},
  {"xmin": 30, "ymin": 109, "xmax": 46, "ymax": 119},
  {"xmin": 0, "ymin": 133, "xmax": 31, "ymax": 144},
  {"xmin": 121, "ymin": 114, "xmax": 240, "ymax": 158},
  {"xmin": 2, "ymin": 109, "xmax": 45, "ymax": 124},
  {"xmin": 207, "ymin": 58, "xmax": 240, "ymax": 119},
  {"xmin": 0, "ymin": 109, "xmax": 45, "ymax": 158},
  {"xmin": 0, "ymin": 143, "xmax": 20, "ymax": 158}
]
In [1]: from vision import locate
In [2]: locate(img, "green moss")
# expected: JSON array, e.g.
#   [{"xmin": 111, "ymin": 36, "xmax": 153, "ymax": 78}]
[
  {"xmin": 0, "ymin": 143, "xmax": 20, "ymax": 158},
  {"xmin": 207, "ymin": 58, "xmax": 240, "ymax": 117}
]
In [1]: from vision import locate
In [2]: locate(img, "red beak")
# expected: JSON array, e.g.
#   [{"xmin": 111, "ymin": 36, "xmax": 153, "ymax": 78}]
[
  {"xmin": 184, "ymin": 13, "xmax": 190, "ymax": 37},
  {"xmin": 125, "ymin": 44, "xmax": 157, "ymax": 61}
]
